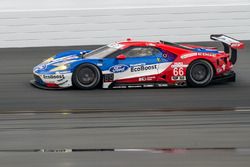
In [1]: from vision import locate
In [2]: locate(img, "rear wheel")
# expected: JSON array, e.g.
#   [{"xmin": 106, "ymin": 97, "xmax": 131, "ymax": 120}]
[
  {"xmin": 72, "ymin": 64, "xmax": 101, "ymax": 90},
  {"xmin": 186, "ymin": 60, "xmax": 214, "ymax": 87}
]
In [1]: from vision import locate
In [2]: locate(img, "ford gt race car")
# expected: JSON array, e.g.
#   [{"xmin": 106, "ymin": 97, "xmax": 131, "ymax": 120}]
[{"xmin": 31, "ymin": 34, "xmax": 244, "ymax": 89}]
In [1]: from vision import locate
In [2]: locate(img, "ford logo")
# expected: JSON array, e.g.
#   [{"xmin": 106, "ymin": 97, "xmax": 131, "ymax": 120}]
[{"xmin": 109, "ymin": 64, "xmax": 129, "ymax": 73}]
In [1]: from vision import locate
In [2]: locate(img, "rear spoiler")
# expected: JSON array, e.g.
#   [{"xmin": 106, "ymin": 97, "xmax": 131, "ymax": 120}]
[{"xmin": 210, "ymin": 34, "xmax": 244, "ymax": 64}]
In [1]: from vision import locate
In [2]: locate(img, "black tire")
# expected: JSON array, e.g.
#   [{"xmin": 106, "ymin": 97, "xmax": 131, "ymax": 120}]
[
  {"xmin": 186, "ymin": 60, "xmax": 214, "ymax": 87},
  {"xmin": 72, "ymin": 64, "xmax": 101, "ymax": 90}
]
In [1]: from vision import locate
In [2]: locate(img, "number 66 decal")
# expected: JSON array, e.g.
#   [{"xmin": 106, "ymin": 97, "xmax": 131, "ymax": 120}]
[{"xmin": 173, "ymin": 67, "xmax": 184, "ymax": 76}]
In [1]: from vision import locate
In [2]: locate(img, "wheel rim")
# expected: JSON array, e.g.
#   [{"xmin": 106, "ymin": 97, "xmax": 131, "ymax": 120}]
[
  {"xmin": 191, "ymin": 64, "xmax": 208, "ymax": 82},
  {"xmin": 77, "ymin": 68, "xmax": 96, "ymax": 85}
]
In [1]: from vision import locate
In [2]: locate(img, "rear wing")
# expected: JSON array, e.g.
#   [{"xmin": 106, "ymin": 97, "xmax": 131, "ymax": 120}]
[{"xmin": 210, "ymin": 34, "xmax": 244, "ymax": 64}]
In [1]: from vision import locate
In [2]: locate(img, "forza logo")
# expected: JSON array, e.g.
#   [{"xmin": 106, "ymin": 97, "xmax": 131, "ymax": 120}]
[{"xmin": 131, "ymin": 65, "xmax": 157, "ymax": 72}]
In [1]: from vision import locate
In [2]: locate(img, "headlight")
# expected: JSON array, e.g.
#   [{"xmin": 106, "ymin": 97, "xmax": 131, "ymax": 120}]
[
  {"xmin": 50, "ymin": 64, "xmax": 69, "ymax": 72},
  {"xmin": 43, "ymin": 57, "xmax": 54, "ymax": 63}
]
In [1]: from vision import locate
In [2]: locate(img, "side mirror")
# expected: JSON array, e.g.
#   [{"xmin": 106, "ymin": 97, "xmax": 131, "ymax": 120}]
[{"xmin": 116, "ymin": 54, "xmax": 126, "ymax": 60}]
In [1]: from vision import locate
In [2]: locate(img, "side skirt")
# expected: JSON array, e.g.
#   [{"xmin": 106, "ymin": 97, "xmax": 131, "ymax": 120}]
[{"xmin": 108, "ymin": 82, "xmax": 178, "ymax": 89}]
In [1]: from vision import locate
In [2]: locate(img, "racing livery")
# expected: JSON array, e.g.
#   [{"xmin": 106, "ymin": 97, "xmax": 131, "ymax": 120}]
[{"xmin": 31, "ymin": 34, "xmax": 244, "ymax": 89}]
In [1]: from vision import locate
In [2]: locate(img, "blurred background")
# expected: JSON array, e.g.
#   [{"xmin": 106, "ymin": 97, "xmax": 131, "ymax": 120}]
[{"xmin": 0, "ymin": 0, "xmax": 250, "ymax": 48}]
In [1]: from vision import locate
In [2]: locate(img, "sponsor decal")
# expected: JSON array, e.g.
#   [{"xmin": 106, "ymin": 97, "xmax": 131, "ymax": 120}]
[
  {"xmin": 128, "ymin": 85, "xmax": 143, "ymax": 88},
  {"xmin": 231, "ymin": 43, "xmax": 241, "ymax": 48},
  {"xmin": 130, "ymin": 63, "xmax": 145, "ymax": 67},
  {"xmin": 157, "ymin": 83, "xmax": 168, "ymax": 87},
  {"xmin": 131, "ymin": 64, "xmax": 157, "ymax": 72},
  {"xmin": 113, "ymin": 85, "xmax": 127, "ymax": 89},
  {"xmin": 143, "ymin": 84, "xmax": 154, "ymax": 88},
  {"xmin": 113, "ymin": 84, "xmax": 155, "ymax": 89},
  {"xmin": 198, "ymin": 53, "xmax": 216, "ymax": 57},
  {"xmin": 62, "ymin": 55, "xmax": 79, "ymax": 61},
  {"xmin": 43, "ymin": 75, "xmax": 65, "ymax": 80},
  {"xmin": 172, "ymin": 76, "xmax": 186, "ymax": 81},
  {"xmin": 181, "ymin": 52, "xmax": 216, "ymax": 59},
  {"xmin": 138, "ymin": 76, "xmax": 156, "ymax": 82},
  {"xmin": 138, "ymin": 77, "xmax": 146, "ymax": 82},
  {"xmin": 175, "ymin": 82, "xmax": 186, "ymax": 86},
  {"xmin": 181, "ymin": 53, "xmax": 197, "ymax": 59},
  {"xmin": 109, "ymin": 64, "xmax": 129, "ymax": 73},
  {"xmin": 171, "ymin": 62, "xmax": 188, "ymax": 68}
]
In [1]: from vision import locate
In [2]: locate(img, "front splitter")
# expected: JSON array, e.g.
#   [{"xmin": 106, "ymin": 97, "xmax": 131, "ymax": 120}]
[{"xmin": 30, "ymin": 80, "xmax": 67, "ymax": 90}]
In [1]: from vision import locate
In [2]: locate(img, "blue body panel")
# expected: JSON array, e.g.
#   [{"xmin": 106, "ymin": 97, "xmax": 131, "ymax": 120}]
[
  {"xmin": 53, "ymin": 50, "xmax": 91, "ymax": 59},
  {"xmin": 34, "ymin": 49, "xmax": 176, "ymax": 76},
  {"xmin": 192, "ymin": 48, "xmax": 219, "ymax": 54},
  {"xmin": 35, "ymin": 46, "xmax": 217, "ymax": 76}
]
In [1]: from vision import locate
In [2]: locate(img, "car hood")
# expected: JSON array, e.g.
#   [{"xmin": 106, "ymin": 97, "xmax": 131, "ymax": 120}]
[
  {"xmin": 34, "ymin": 50, "xmax": 92, "ymax": 73},
  {"xmin": 53, "ymin": 50, "xmax": 91, "ymax": 59}
]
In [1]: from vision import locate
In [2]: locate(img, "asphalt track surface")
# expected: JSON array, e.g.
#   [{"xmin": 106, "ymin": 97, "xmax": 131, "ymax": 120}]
[
  {"xmin": 0, "ymin": 41, "xmax": 250, "ymax": 166},
  {"xmin": 0, "ymin": 110, "xmax": 250, "ymax": 167}
]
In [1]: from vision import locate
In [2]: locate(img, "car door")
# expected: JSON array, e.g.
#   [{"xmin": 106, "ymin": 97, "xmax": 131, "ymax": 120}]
[{"xmin": 107, "ymin": 46, "xmax": 164, "ymax": 83}]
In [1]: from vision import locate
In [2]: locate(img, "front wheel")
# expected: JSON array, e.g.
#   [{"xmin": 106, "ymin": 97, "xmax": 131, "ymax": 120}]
[
  {"xmin": 186, "ymin": 60, "xmax": 214, "ymax": 87},
  {"xmin": 72, "ymin": 64, "xmax": 101, "ymax": 90}
]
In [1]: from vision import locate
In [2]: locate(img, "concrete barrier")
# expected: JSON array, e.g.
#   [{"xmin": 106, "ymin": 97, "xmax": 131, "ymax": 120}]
[{"xmin": 0, "ymin": 0, "xmax": 249, "ymax": 48}]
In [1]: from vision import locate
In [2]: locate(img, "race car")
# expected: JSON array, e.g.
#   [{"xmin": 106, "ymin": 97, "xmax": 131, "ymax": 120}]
[{"xmin": 31, "ymin": 34, "xmax": 244, "ymax": 89}]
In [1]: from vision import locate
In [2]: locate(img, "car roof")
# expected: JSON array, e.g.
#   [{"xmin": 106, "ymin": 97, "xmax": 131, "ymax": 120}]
[
  {"xmin": 118, "ymin": 39, "xmax": 192, "ymax": 52},
  {"xmin": 118, "ymin": 41, "xmax": 158, "ymax": 47}
]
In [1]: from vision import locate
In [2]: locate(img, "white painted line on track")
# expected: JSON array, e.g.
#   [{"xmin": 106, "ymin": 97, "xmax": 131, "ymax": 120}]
[
  {"xmin": 234, "ymin": 106, "xmax": 250, "ymax": 112},
  {"xmin": 235, "ymin": 109, "xmax": 250, "ymax": 112},
  {"xmin": 2, "ymin": 148, "xmax": 250, "ymax": 155}
]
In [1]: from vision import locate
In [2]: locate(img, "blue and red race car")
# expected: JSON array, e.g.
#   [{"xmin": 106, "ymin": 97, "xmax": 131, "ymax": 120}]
[{"xmin": 31, "ymin": 34, "xmax": 244, "ymax": 89}]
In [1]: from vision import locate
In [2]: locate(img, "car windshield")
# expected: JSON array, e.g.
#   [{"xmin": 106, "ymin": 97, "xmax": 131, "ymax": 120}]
[{"xmin": 84, "ymin": 43, "xmax": 123, "ymax": 59}]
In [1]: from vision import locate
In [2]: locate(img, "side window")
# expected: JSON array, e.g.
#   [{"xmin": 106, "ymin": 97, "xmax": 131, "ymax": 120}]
[{"xmin": 123, "ymin": 47, "xmax": 162, "ymax": 58}]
